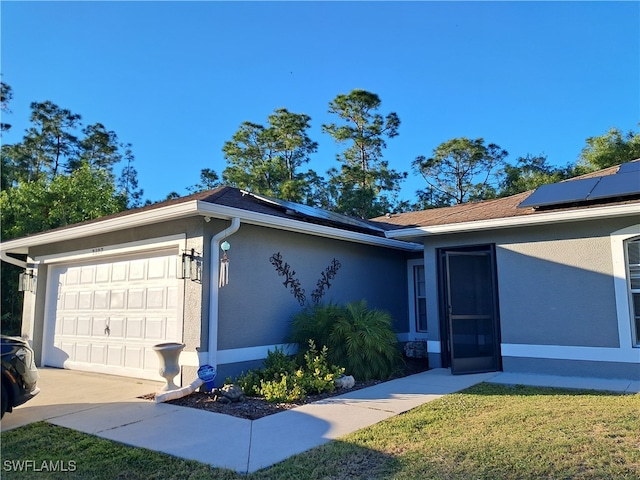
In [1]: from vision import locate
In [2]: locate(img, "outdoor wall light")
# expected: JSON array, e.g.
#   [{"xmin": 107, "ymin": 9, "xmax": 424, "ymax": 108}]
[
  {"xmin": 178, "ymin": 248, "xmax": 202, "ymax": 282},
  {"xmin": 18, "ymin": 270, "xmax": 36, "ymax": 293}
]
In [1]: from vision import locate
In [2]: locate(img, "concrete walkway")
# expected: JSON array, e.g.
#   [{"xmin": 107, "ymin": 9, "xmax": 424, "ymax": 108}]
[{"xmin": 2, "ymin": 368, "xmax": 638, "ymax": 474}]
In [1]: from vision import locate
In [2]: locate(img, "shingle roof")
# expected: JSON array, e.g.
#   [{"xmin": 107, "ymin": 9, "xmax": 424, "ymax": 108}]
[
  {"xmin": 370, "ymin": 161, "xmax": 640, "ymax": 229},
  {"xmin": 13, "ymin": 186, "xmax": 391, "ymax": 240}
]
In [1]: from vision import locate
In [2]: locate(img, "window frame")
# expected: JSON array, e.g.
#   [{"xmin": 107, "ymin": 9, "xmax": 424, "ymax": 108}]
[
  {"xmin": 625, "ymin": 237, "xmax": 640, "ymax": 347},
  {"xmin": 407, "ymin": 258, "xmax": 428, "ymax": 339}
]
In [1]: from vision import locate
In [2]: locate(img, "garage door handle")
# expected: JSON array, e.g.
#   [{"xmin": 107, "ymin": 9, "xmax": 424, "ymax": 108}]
[{"xmin": 104, "ymin": 325, "xmax": 110, "ymax": 336}]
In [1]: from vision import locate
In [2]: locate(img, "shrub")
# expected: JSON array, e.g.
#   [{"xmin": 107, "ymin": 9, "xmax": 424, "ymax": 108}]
[
  {"xmin": 261, "ymin": 346, "xmax": 297, "ymax": 380},
  {"xmin": 289, "ymin": 302, "xmax": 343, "ymax": 356},
  {"xmin": 235, "ymin": 369, "xmax": 262, "ymax": 396},
  {"xmin": 260, "ymin": 376, "xmax": 304, "ymax": 403},
  {"xmin": 297, "ymin": 340, "xmax": 344, "ymax": 395},
  {"xmin": 291, "ymin": 300, "xmax": 402, "ymax": 381},
  {"xmin": 234, "ymin": 342, "xmax": 343, "ymax": 403}
]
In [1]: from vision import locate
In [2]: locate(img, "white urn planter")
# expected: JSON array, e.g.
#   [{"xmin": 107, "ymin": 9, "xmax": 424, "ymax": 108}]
[{"xmin": 153, "ymin": 342, "xmax": 185, "ymax": 391}]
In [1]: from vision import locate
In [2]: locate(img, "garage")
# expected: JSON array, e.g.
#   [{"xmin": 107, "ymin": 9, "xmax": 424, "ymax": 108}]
[{"xmin": 42, "ymin": 248, "xmax": 183, "ymax": 381}]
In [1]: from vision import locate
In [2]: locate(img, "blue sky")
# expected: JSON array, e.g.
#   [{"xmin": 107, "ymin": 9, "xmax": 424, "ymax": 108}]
[{"xmin": 2, "ymin": 1, "xmax": 638, "ymax": 204}]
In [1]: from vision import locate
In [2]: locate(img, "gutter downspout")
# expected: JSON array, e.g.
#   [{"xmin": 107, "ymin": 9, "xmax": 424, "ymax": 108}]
[
  {"xmin": 1, "ymin": 251, "xmax": 28, "ymax": 269},
  {"xmin": 208, "ymin": 217, "xmax": 241, "ymax": 369}
]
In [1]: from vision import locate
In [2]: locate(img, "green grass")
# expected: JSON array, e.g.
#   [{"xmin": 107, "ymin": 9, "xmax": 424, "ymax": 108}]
[{"xmin": 2, "ymin": 384, "xmax": 639, "ymax": 479}]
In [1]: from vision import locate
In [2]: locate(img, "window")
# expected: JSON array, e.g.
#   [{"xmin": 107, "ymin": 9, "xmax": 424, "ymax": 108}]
[
  {"xmin": 414, "ymin": 264, "xmax": 427, "ymax": 332},
  {"xmin": 626, "ymin": 238, "xmax": 640, "ymax": 346}
]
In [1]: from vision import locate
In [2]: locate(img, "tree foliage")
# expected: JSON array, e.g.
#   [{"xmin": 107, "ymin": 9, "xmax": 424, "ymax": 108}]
[
  {"xmin": 323, "ymin": 89, "xmax": 406, "ymax": 218},
  {"xmin": 222, "ymin": 108, "xmax": 320, "ymax": 203},
  {"xmin": 2, "ymin": 96, "xmax": 142, "ymax": 208},
  {"xmin": 413, "ymin": 137, "xmax": 507, "ymax": 205},
  {"xmin": 576, "ymin": 127, "xmax": 640, "ymax": 173},
  {"xmin": 1, "ymin": 81, "xmax": 12, "ymax": 133},
  {"xmin": 188, "ymin": 168, "xmax": 222, "ymax": 193},
  {"xmin": 498, "ymin": 154, "xmax": 569, "ymax": 197},
  {"xmin": 1, "ymin": 86, "xmax": 143, "ymax": 333}
]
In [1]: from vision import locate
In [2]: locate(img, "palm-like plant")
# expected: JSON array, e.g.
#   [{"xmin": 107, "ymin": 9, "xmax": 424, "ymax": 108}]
[
  {"xmin": 290, "ymin": 300, "xmax": 402, "ymax": 380},
  {"xmin": 329, "ymin": 301, "xmax": 401, "ymax": 380}
]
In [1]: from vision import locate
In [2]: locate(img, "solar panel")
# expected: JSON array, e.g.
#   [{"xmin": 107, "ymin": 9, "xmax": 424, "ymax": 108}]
[
  {"xmin": 247, "ymin": 192, "xmax": 387, "ymax": 233},
  {"xmin": 587, "ymin": 172, "xmax": 640, "ymax": 201},
  {"xmin": 617, "ymin": 161, "xmax": 640, "ymax": 175},
  {"xmin": 518, "ymin": 160, "xmax": 640, "ymax": 209},
  {"xmin": 517, "ymin": 177, "xmax": 600, "ymax": 209}
]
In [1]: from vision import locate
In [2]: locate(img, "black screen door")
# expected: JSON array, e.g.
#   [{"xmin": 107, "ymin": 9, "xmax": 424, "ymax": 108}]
[{"xmin": 444, "ymin": 249, "xmax": 501, "ymax": 374}]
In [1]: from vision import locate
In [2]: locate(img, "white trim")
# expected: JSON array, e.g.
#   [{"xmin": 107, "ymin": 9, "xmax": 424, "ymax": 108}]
[
  {"xmin": 217, "ymin": 344, "xmax": 298, "ymax": 365},
  {"xmin": 611, "ymin": 224, "xmax": 640, "ymax": 348},
  {"xmin": 407, "ymin": 258, "xmax": 428, "ymax": 337},
  {"xmin": 501, "ymin": 343, "xmax": 640, "ymax": 364},
  {"xmin": 0, "ymin": 200, "xmax": 422, "ymax": 255},
  {"xmin": 387, "ymin": 203, "xmax": 640, "ymax": 239},
  {"xmin": 34, "ymin": 234, "xmax": 186, "ymax": 265},
  {"xmin": 427, "ymin": 340, "xmax": 442, "ymax": 354},
  {"xmin": 1, "ymin": 203, "xmax": 200, "ymax": 254},
  {"xmin": 195, "ymin": 201, "xmax": 422, "ymax": 252}
]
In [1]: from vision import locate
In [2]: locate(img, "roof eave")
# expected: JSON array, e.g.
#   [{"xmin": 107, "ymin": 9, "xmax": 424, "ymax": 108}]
[
  {"xmin": 195, "ymin": 201, "xmax": 423, "ymax": 252},
  {"xmin": 0, "ymin": 200, "xmax": 423, "ymax": 255},
  {"xmin": 386, "ymin": 203, "xmax": 640, "ymax": 239}
]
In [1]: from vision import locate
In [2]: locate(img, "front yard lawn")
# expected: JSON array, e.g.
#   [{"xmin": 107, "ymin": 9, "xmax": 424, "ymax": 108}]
[{"xmin": 2, "ymin": 383, "xmax": 638, "ymax": 479}]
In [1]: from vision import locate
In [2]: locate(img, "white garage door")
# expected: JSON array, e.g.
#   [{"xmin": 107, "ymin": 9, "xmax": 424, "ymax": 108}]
[{"xmin": 44, "ymin": 249, "xmax": 183, "ymax": 380}]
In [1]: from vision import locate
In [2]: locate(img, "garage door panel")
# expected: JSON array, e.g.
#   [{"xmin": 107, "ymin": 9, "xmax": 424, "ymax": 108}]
[
  {"xmin": 127, "ymin": 289, "xmax": 145, "ymax": 309},
  {"xmin": 91, "ymin": 344, "xmax": 106, "ymax": 364},
  {"xmin": 148, "ymin": 257, "xmax": 167, "ymax": 279},
  {"xmin": 166, "ymin": 319, "xmax": 178, "ymax": 339},
  {"xmin": 77, "ymin": 317, "xmax": 91, "ymax": 336},
  {"xmin": 80, "ymin": 266, "xmax": 95, "ymax": 284},
  {"xmin": 110, "ymin": 290, "xmax": 126, "ymax": 309},
  {"xmin": 125, "ymin": 347, "xmax": 143, "ymax": 369},
  {"xmin": 94, "ymin": 290, "xmax": 109, "ymax": 309},
  {"xmin": 147, "ymin": 288, "xmax": 165, "ymax": 309},
  {"xmin": 96, "ymin": 264, "xmax": 110, "ymax": 283},
  {"xmin": 78, "ymin": 291, "xmax": 93, "ymax": 310},
  {"xmin": 45, "ymin": 249, "xmax": 183, "ymax": 380},
  {"xmin": 111, "ymin": 262, "xmax": 127, "ymax": 282},
  {"xmin": 62, "ymin": 317, "xmax": 76, "ymax": 335},
  {"xmin": 109, "ymin": 317, "xmax": 125, "ymax": 338},
  {"xmin": 167, "ymin": 287, "xmax": 178, "ymax": 309},
  {"xmin": 92, "ymin": 317, "xmax": 107, "ymax": 336},
  {"xmin": 129, "ymin": 259, "xmax": 146, "ymax": 280},
  {"xmin": 75, "ymin": 343, "xmax": 90, "ymax": 363},
  {"xmin": 107, "ymin": 346, "xmax": 123, "ymax": 366},
  {"xmin": 65, "ymin": 268, "xmax": 80, "ymax": 285},
  {"xmin": 63, "ymin": 292, "xmax": 78, "ymax": 310},
  {"xmin": 126, "ymin": 317, "xmax": 144, "ymax": 339},
  {"xmin": 145, "ymin": 318, "xmax": 164, "ymax": 340}
]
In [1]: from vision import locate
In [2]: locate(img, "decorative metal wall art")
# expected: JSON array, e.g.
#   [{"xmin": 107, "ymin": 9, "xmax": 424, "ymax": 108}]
[{"xmin": 269, "ymin": 252, "xmax": 341, "ymax": 306}]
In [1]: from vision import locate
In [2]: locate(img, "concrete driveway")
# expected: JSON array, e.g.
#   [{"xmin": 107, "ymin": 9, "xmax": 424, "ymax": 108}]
[{"xmin": 1, "ymin": 367, "xmax": 163, "ymax": 431}]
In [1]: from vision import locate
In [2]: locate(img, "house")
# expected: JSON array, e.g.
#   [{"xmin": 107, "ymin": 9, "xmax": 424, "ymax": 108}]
[
  {"xmin": 1, "ymin": 161, "xmax": 639, "ymax": 385},
  {"xmin": 372, "ymin": 160, "xmax": 640, "ymax": 380},
  {"xmin": 0, "ymin": 188, "xmax": 422, "ymax": 385}
]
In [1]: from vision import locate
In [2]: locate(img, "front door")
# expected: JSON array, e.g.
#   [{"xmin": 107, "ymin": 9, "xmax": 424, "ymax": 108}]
[{"xmin": 440, "ymin": 246, "xmax": 501, "ymax": 374}]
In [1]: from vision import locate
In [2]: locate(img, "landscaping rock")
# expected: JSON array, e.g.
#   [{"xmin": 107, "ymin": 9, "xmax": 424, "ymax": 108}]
[
  {"xmin": 212, "ymin": 384, "xmax": 246, "ymax": 404},
  {"xmin": 404, "ymin": 341, "xmax": 427, "ymax": 359},
  {"xmin": 335, "ymin": 374, "xmax": 355, "ymax": 389}
]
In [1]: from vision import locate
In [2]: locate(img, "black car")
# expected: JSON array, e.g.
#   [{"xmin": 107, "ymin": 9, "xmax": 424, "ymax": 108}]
[{"xmin": 1, "ymin": 335, "xmax": 40, "ymax": 418}]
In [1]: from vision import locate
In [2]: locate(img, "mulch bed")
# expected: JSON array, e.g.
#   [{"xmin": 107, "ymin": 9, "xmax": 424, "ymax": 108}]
[{"xmin": 140, "ymin": 357, "xmax": 428, "ymax": 420}]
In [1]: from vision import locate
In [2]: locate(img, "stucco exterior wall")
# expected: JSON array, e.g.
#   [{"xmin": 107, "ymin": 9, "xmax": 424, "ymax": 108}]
[
  {"xmin": 215, "ymin": 223, "xmax": 410, "ymax": 351},
  {"xmin": 422, "ymin": 217, "xmax": 639, "ymax": 378},
  {"xmin": 22, "ymin": 215, "xmax": 414, "ymax": 384}
]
